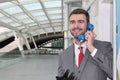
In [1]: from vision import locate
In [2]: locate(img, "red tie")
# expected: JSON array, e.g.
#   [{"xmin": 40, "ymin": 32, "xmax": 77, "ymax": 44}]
[{"xmin": 78, "ymin": 47, "xmax": 84, "ymax": 68}]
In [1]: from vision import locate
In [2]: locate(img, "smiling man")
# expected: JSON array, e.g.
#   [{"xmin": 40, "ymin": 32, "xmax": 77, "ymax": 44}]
[{"xmin": 56, "ymin": 8, "xmax": 113, "ymax": 80}]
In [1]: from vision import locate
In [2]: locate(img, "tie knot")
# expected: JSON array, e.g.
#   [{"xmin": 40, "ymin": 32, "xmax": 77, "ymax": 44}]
[
  {"xmin": 78, "ymin": 46, "xmax": 83, "ymax": 50},
  {"xmin": 78, "ymin": 46, "xmax": 83, "ymax": 54}
]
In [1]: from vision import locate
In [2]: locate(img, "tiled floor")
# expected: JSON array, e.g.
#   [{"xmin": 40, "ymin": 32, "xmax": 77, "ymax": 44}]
[{"xmin": 0, "ymin": 55, "xmax": 58, "ymax": 80}]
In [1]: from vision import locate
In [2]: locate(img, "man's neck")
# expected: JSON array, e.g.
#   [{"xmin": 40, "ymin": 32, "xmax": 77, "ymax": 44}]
[{"xmin": 74, "ymin": 39, "xmax": 84, "ymax": 46}]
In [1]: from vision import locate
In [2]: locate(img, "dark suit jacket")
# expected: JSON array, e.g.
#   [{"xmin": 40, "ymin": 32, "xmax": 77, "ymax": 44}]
[{"xmin": 57, "ymin": 40, "xmax": 113, "ymax": 80}]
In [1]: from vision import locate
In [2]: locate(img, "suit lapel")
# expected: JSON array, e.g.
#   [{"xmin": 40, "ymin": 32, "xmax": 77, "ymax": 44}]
[
  {"xmin": 66, "ymin": 43, "xmax": 94, "ymax": 76},
  {"xmin": 78, "ymin": 40, "xmax": 98, "ymax": 76},
  {"xmin": 67, "ymin": 44, "xmax": 75, "ymax": 73}
]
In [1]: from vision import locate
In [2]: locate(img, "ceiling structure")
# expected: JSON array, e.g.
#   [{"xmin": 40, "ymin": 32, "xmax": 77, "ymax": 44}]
[
  {"xmin": 0, "ymin": 0, "xmax": 63, "ymax": 41},
  {"xmin": 0, "ymin": 0, "xmax": 113, "ymax": 41}
]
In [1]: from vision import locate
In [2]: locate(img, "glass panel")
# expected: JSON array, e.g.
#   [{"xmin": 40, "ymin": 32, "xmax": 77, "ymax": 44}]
[
  {"xmin": 36, "ymin": 29, "xmax": 44, "ymax": 34},
  {"xmin": 10, "ymin": 22, "xmax": 21, "ymax": 27},
  {"xmin": 35, "ymin": 16, "xmax": 48, "ymax": 21},
  {"xmin": 51, "ymin": 19, "xmax": 62, "ymax": 23},
  {"xmin": 30, "ymin": 25, "xmax": 38, "ymax": 30},
  {"xmin": 49, "ymin": 14, "xmax": 61, "ymax": 19},
  {"xmin": 54, "ymin": 26, "xmax": 62, "ymax": 31},
  {"xmin": 17, "ymin": 26, "xmax": 25, "ymax": 30},
  {"xmin": 47, "ymin": 9, "xmax": 61, "ymax": 14},
  {"xmin": 40, "ymin": 21, "xmax": 49, "ymax": 24},
  {"xmin": 28, "ymin": 23, "xmax": 37, "ymax": 26},
  {"xmin": 30, "ymin": 31, "xmax": 36, "ymax": 34},
  {"xmin": 0, "ymin": 2, "xmax": 11, "ymax": 7},
  {"xmin": 52, "ymin": 22, "xmax": 61, "ymax": 26},
  {"xmin": 43, "ymin": 1, "xmax": 61, "ymax": 8},
  {"xmin": 19, "ymin": 0, "xmax": 38, "ymax": 4},
  {"xmin": 14, "ymin": 13, "xmax": 29, "ymax": 19},
  {"xmin": 45, "ymin": 27, "xmax": 53, "ymax": 32},
  {"xmin": 23, "ymin": 3, "xmax": 42, "ymax": 11},
  {"xmin": 21, "ymin": 28, "xmax": 28, "ymax": 32},
  {"xmin": 0, "ymin": 17, "xmax": 13, "ymax": 23},
  {"xmin": 30, "ymin": 10, "xmax": 45, "ymax": 16},
  {"xmin": 21, "ymin": 18, "xmax": 34, "ymax": 24},
  {"xmin": 0, "ymin": 13, "xmax": 4, "ymax": 17},
  {"xmin": 3, "ymin": 6, "xmax": 23, "ymax": 14},
  {"xmin": 0, "ymin": 2, "xmax": 13, "ymax": 9},
  {"xmin": 42, "ymin": 24, "xmax": 50, "ymax": 28}
]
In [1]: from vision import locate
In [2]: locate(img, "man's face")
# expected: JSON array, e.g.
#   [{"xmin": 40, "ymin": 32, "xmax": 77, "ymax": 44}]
[{"xmin": 69, "ymin": 14, "xmax": 88, "ymax": 39}]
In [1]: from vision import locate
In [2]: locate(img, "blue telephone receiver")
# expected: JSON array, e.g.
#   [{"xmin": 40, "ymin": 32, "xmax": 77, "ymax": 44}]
[{"xmin": 78, "ymin": 24, "xmax": 94, "ymax": 42}]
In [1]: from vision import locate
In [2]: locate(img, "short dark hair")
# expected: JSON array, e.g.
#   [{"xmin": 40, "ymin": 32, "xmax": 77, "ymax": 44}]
[{"xmin": 69, "ymin": 8, "xmax": 90, "ymax": 23}]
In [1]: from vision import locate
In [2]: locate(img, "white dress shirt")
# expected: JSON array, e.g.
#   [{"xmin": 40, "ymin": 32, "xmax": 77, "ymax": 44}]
[{"xmin": 74, "ymin": 41, "xmax": 97, "ymax": 67}]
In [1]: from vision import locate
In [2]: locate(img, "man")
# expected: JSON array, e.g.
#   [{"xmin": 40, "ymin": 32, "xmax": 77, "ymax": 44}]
[{"xmin": 57, "ymin": 8, "xmax": 113, "ymax": 80}]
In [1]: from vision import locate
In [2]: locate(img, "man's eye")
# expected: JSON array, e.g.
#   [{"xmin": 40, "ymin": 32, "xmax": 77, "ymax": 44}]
[
  {"xmin": 78, "ymin": 20, "xmax": 84, "ymax": 23},
  {"xmin": 70, "ymin": 21, "xmax": 75, "ymax": 24}
]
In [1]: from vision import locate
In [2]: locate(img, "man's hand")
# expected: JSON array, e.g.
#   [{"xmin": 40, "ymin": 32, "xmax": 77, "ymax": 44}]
[
  {"xmin": 85, "ymin": 31, "xmax": 96, "ymax": 53},
  {"xmin": 56, "ymin": 69, "xmax": 76, "ymax": 80}
]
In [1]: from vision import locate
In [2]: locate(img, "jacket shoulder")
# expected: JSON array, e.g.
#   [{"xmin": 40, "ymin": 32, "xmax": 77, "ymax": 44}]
[
  {"xmin": 94, "ymin": 40, "xmax": 113, "ymax": 54},
  {"xmin": 94, "ymin": 40, "xmax": 112, "ymax": 47},
  {"xmin": 59, "ymin": 44, "xmax": 74, "ymax": 56}
]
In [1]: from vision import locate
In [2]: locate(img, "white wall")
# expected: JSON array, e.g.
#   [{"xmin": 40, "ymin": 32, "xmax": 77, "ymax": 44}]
[{"xmin": 97, "ymin": 0, "xmax": 113, "ymax": 43}]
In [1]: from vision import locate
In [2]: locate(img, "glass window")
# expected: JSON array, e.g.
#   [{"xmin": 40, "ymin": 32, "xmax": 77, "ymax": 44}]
[
  {"xmin": 17, "ymin": 26, "xmax": 25, "ymax": 30},
  {"xmin": 0, "ymin": 2, "xmax": 14, "ymax": 9},
  {"xmin": 10, "ymin": 22, "xmax": 21, "ymax": 27},
  {"xmin": 47, "ymin": 9, "xmax": 61, "ymax": 14},
  {"xmin": 43, "ymin": 1, "xmax": 61, "ymax": 8},
  {"xmin": 23, "ymin": 3, "xmax": 42, "ymax": 11},
  {"xmin": 0, "ymin": 13, "xmax": 4, "ymax": 17},
  {"xmin": 45, "ymin": 27, "xmax": 53, "ymax": 32},
  {"xmin": 21, "ymin": 18, "xmax": 34, "ymax": 24},
  {"xmin": 0, "ymin": 17, "xmax": 13, "ymax": 23},
  {"xmin": 54, "ymin": 26, "xmax": 62, "ymax": 31},
  {"xmin": 35, "ymin": 16, "xmax": 48, "ymax": 21},
  {"xmin": 49, "ymin": 14, "xmax": 61, "ymax": 19},
  {"xmin": 3, "ymin": 6, "xmax": 23, "ymax": 14},
  {"xmin": 30, "ymin": 10, "xmax": 45, "ymax": 16},
  {"xmin": 14, "ymin": 13, "xmax": 29, "ymax": 19}
]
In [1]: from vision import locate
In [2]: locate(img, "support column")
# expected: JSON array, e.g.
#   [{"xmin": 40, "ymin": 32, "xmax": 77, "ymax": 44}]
[
  {"xmin": 31, "ymin": 35, "xmax": 37, "ymax": 49},
  {"xmin": 64, "ymin": 3, "xmax": 69, "ymax": 49},
  {"xmin": 64, "ymin": 31, "xmax": 69, "ymax": 49},
  {"xmin": 64, "ymin": 0, "xmax": 82, "ymax": 49},
  {"xmin": 24, "ymin": 35, "xmax": 31, "ymax": 50},
  {"xmin": 13, "ymin": 31, "xmax": 24, "ymax": 57}
]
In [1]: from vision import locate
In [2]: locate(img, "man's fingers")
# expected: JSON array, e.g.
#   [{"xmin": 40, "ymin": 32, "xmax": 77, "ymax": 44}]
[
  {"xmin": 93, "ymin": 33, "xmax": 96, "ymax": 38},
  {"xmin": 85, "ymin": 31, "xmax": 96, "ymax": 39},
  {"xmin": 73, "ymin": 76, "xmax": 77, "ymax": 80},
  {"xmin": 68, "ymin": 72, "xmax": 75, "ymax": 80},
  {"xmin": 56, "ymin": 69, "xmax": 76, "ymax": 80},
  {"xmin": 56, "ymin": 76, "xmax": 63, "ymax": 80},
  {"xmin": 63, "ymin": 69, "xmax": 69, "ymax": 78}
]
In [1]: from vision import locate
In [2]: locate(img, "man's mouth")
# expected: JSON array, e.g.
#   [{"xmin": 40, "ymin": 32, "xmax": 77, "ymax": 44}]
[
  {"xmin": 72, "ymin": 27, "xmax": 83, "ymax": 31},
  {"xmin": 70, "ymin": 27, "xmax": 85, "ymax": 38},
  {"xmin": 72, "ymin": 27, "xmax": 83, "ymax": 34}
]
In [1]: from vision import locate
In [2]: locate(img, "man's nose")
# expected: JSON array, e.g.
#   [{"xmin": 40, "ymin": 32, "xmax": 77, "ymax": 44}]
[{"xmin": 74, "ymin": 22, "xmax": 78, "ymax": 28}]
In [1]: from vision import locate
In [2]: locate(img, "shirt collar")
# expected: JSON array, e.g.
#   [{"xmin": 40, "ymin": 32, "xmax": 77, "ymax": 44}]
[{"xmin": 74, "ymin": 41, "xmax": 87, "ymax": 48}]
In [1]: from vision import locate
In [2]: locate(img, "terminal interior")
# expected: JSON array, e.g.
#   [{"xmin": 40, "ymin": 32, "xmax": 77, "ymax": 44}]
[{"xmin": 0, "ymin": 0, "xmax": 113, "ymax": 80}]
